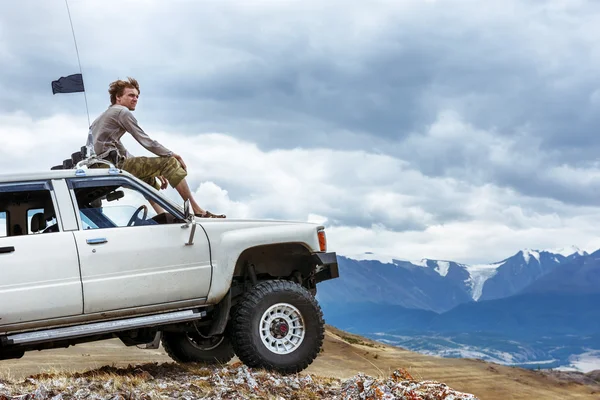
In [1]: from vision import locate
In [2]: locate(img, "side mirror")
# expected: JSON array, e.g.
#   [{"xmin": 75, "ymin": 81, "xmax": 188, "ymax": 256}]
[{"xmin": 182, "ymin": 199, "xmax": 196, "ymax": 246}]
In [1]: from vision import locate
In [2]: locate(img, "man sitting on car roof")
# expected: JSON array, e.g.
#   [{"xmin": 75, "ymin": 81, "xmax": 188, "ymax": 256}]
[{"xmin": 88, "ymin": 77, "xmax": 225, "ymax": 219}]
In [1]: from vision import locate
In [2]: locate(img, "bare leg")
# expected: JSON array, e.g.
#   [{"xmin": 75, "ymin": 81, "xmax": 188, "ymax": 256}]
[
  {"xmin": 149, "ymin": 199, "xmax": 165, "ymax": 214},
  {"xmin": 120, "ymin": 156, "xmax": 223, "ymax": 217},
  {"xmin": 174, "ymin": 178, "xmax": 206, "ymax": 215}
]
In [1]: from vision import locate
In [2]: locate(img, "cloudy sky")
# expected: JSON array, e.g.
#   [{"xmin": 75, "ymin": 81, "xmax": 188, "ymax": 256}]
[{"xmin": 2, "ymin": 0, "xmax": 600, "ymax": 264}]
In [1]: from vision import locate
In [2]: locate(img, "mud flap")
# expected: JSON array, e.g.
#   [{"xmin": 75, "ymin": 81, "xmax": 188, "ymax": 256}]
[
  {"xmin": 136, "ymin": 331, "xmax": 163, "ymax": 350},
  {"xmin": 207, "ymin": 290, "xmax": 232, "ymax": 336}
]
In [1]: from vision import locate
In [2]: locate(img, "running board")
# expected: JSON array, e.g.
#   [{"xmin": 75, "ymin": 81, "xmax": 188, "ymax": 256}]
[{"xmin": 3, "ymin": 309, "xmax": 206, "ymax": 346}]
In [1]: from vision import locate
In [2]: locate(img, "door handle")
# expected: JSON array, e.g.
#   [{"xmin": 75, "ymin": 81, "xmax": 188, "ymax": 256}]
[
  {"xmin": 0, "ymin": 246, "xmax": 15, "ymax": 254},
  {"xmin": 86, "ymin": 238, "xmax": 107, "ymax": 245}
]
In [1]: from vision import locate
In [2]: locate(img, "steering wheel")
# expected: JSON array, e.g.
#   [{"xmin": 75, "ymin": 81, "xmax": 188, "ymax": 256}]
[{"xmin": 127, "ymin": 205, "xmax": 148, "ymax": 227}]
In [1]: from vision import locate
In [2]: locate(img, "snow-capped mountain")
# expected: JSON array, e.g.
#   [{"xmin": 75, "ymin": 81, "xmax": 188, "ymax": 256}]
[
  {"xmin": 317, "ymin": 246, "xmax": 590, "ymax": 313},
  {"xmin": 543, "ymin": 245, "xmax": 587, "ymax": 257},
  {"xmin": 315, "ymin": 256, "xmax": 472, "ymax": 313},
  {"xmin": 395, "ymin": 246, "xmax": 587, "ymax": 302},
  {"xmin": 477, "ymin": 249, "xmax": 567, "ymax": 301},
  {"xmin": 523, "ymin": 247, "xmax": 599, "ymax": 294}
]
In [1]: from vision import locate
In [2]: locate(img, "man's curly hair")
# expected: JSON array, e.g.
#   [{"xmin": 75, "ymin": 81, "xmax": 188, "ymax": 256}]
[{"xmin": 108, "ymin": 77, "xmax": 140, "ymax": 105}]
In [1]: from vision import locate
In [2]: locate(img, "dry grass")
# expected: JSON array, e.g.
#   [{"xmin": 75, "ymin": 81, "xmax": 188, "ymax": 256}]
[{"xmin": 0, "ymin": 367, "xmax": 14, "ymax": 383}]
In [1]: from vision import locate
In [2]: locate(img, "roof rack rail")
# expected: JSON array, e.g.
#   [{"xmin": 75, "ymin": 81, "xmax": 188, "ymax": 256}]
[{"xmin": 50, "ymin": 145, "xmax": 119, "ymax": 175}]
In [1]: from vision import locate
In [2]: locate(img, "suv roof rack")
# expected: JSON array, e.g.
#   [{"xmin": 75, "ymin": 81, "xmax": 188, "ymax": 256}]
[{"xmin": 50, "ymin": 146, "xmax": 119, "ymax": 175}]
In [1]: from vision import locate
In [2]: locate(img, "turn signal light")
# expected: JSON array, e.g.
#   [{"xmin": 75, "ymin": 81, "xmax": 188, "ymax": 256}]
[{"xmin": 318, "ymin": 229, "xmax": 327, "ymax": 252}]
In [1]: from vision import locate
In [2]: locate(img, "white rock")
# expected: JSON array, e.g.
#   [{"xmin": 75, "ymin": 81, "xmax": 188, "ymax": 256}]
[
  {"xmin": 34, "ymin": 384, "xmax": 49, "ymax": 399},
  {"xmin": 74, "ymin": 388, "xmax": 91, "ymax": 398}
]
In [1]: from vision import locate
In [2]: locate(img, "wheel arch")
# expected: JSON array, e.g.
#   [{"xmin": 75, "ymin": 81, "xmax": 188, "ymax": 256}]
[
  {"xmin": 206, "ymin": 224, "xmax": 322, "ymax": 304},
  {"xmin": 232, "ymin": 242, "xmax": 318, "ymax": 289}
]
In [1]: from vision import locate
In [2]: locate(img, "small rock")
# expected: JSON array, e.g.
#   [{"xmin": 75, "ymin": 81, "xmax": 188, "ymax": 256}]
[
  {"xmin": 180, "ymin": 390, "xmax": 194, "ymax": 399},
  {"xmin": 269, "ymin": 376, "xmax": 282, "ymax": 386},
  {"xmin": 34, "ymin": 385, "xmax": 49, "ymax": 400},
  {"xmin": 102, "ymin": 379, "xmax": 114, "ymax": 391},
  {"xmin": 73, "ymin": 388, "xmax": 90, "ymax": 399}
]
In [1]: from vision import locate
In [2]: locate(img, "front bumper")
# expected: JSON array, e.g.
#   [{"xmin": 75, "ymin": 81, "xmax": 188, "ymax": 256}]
[{"xmin": 312, "ymin": 251, "xmax": 339, "ymax": 283}]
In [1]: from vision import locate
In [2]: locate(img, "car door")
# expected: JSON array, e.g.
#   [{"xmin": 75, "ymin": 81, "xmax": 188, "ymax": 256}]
[
  {"xmin": 0, "ymin": 180, "xmax": 83, "ymax": 327},
  {"xmin": 67, "ymin": 176, "xmax": 212, "ymax": 314}
]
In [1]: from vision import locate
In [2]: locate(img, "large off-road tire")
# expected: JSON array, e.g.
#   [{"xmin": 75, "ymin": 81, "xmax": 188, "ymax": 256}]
[
  {"xmin": 230, "ymin": 280, "xmax": 325, "ymax": 374},
  {"xmin": 161, "ymin": 331, "xmax": 235, "ymax": 365}
]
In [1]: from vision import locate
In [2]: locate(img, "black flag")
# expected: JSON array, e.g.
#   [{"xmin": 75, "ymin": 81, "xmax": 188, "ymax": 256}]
[{"xmin": 51, "ymin": 73, "xmax": 85, "ymax": 94}]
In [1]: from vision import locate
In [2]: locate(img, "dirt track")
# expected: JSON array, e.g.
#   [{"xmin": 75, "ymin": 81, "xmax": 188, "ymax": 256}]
[{"xmin": 1, "ymin": 328, "xmax": 598, "ymax": 400}]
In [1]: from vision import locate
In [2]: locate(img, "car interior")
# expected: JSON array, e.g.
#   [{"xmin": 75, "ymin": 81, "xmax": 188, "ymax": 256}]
[
  {"xmin": 72, "ymin": 183, "xmax": 184, "ymax": 229},
  {"xmin": 0, "ymin": 188, "xmax": 58, "ymax": 238}
]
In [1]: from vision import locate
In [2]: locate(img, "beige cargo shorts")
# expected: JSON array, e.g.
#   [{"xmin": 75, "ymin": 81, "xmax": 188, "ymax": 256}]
[
  {"xmin": 120, "ymin": 156, "xmax": 187, "ymax": 190},
  {"xmin": 93, "ymin": 156, "xmax": 187, "ymax": 190}
]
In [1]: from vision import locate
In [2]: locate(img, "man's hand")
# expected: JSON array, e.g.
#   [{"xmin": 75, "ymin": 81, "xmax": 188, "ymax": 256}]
[
  {"xmin": 157, "ymin": 175, "xmax": 168, "ymax": 190},
  {"xmin": 173, "ymin": 153, "xmax": 187, "ymax": 171}
]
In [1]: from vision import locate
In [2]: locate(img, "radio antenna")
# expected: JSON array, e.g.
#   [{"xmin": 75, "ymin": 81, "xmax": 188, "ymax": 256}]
[{"xmin": 64, "ymin": 0, "xmax": 90, "ymax": 127}]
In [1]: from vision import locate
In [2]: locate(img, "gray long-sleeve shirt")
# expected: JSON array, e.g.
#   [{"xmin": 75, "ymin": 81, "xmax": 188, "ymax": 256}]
[{"xmin": 89, "ymin": 105, "xmax": 172, "ymax": 160}]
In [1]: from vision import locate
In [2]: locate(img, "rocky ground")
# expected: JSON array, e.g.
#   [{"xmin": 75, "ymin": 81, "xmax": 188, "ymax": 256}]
[
  {"xmin": 0, "ymin": 361, "xmax": 478, "ymax": 400},
  {"xmin": 2, "ymin": 327, "xmax": 600, "ymax": 399}
]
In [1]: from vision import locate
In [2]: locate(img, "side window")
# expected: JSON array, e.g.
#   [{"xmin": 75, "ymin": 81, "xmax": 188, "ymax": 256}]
[
  {"xmin": 0, "ymin": 182, "xmax": 59, "ymax": 237},
  {"xmin": 70, "ymin": 178, "xmax": 182, "ymax": 230},
  {"xmin": 0, "ymin": 211, "xmax": 7, "ymax": 238}
]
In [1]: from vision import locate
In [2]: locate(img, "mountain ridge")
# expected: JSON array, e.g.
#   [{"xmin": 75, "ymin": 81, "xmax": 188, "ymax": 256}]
[{"xmin": 334, "ymin": 245, "xmax": 590, "ymax": 305}]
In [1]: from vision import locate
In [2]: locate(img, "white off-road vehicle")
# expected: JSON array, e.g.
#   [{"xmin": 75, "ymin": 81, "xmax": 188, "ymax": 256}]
[{"xmin": 0, "ymin": 152, "xmax": 339, "ymax": 374}]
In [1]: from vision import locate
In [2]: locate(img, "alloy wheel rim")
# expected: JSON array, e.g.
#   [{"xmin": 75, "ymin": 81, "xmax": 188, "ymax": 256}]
[{"xmin": 259, "ymin": 303, "xmax": 305, "ymax": 355}]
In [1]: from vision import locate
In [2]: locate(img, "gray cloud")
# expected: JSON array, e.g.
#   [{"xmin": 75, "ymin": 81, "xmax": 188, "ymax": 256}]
[{"xmin": 2, "ymin": 0, "xmax": 600, "ymax": 217}]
